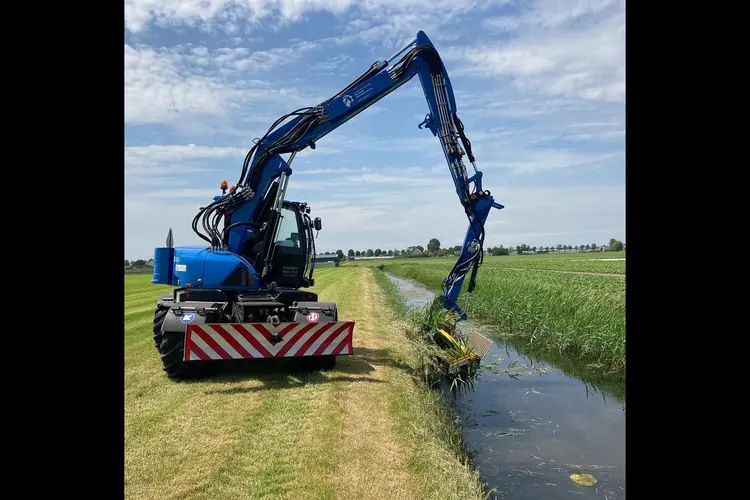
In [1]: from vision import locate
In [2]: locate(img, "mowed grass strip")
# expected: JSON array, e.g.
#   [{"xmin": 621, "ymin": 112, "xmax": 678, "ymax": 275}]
[
  {"xmin": 383, "ymin": 261, "xmax": 626, "ymax": 377},
  {"xmin": 125, "ymin": 268, "xmax": 487, "ymax": 500}
]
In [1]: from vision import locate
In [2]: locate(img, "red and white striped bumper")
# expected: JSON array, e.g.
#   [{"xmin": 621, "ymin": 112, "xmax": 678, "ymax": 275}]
[{"xmin": 184, "ymin": 321, "xmax": 355, "ymax": 361}]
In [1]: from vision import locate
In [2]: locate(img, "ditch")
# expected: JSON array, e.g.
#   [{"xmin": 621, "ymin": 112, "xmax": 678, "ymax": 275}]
[{"xmin": 384, "ymin": 273, "xmax": 626, "ymax": 500}]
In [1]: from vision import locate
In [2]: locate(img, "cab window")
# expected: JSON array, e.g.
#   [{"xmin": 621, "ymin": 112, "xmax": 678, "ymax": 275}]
[{"xmin": 275, "ymin": 207, "xmax": 300, "ymax": 248}]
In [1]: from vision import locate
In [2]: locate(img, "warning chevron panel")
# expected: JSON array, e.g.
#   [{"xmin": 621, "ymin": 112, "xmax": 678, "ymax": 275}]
[{"xmin": 184, "ymin": 321, "xmax": 355, "ymax": 361}]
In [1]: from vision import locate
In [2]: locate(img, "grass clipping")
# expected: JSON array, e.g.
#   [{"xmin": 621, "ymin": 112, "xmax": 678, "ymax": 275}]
[
  {"xmin": 570, "ymin": 473, "xmax": 598, "ymax": 487},
  {"xmin": 405, "ymin": 298, "xmax": 481, "ymax": 393}
]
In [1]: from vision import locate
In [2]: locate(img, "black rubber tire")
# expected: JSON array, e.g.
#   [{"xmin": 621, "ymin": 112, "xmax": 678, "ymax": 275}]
[
  {"xmin": 152, "ymin": 294, "xmax": 174, "ymax": 351},
  {"xmin": 159, "ymin": 331, "xmax": 213, "ymax": 380},
  {"xmin": 324, "ymin": 304, "xmax": 339, "ymax": 370},
  {"xmin": 313, "ymin": 304, "xmax": 339, "ymax": 371},
  {"xmin": 295, "ymin": 304, "xmax": 340, "ymax": 372},
  {"xmin": 316, "ymin": 355, "xmax": 337, "ymax": 370},
  {"xmin": 152, "ymin": 303, "xmax": 170, "ymax": 351},
  {"xmin": 296, "ymin": 355, "xmax": 336, "ymax": 372}
]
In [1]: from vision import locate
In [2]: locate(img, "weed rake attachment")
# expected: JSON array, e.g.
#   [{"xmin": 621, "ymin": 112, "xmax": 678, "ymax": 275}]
[{"xmin": 436, "ymin": 328, "xmax": 494, "ymax": 373}]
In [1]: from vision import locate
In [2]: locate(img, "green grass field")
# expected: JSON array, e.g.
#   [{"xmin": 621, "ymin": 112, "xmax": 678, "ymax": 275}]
[
  {"xmin": 348, "ymin": 251, "xmax": 625, "ymax": 274},
  {"xmin": 125, "ymin": 268, "xmax": 488, "ymax": 500},
  {"xmin": 125, "ymin": 267, "xmax": 155, "ymax": 275},
  {"xmin": 371, "ymin": 252, "xmax": 626, "ymax": 377}
]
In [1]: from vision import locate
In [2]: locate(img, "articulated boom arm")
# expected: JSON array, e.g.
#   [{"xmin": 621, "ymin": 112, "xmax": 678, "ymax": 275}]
[{"xmin": 192, "ymin": 31, "xmax": 504, "ymax": 320}]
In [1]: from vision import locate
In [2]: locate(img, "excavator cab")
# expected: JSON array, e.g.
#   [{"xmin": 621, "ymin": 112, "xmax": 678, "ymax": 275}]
[
  {"xmin": 242, "ymin": 200, "xmax": 317, "ymax": 290},
  {"xmin": 264, "ymin": 203, "xmax": 310, "ymax": 288}
]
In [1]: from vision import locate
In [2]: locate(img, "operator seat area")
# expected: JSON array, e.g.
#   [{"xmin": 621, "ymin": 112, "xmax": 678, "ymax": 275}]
[
  {"xmin": 242, "ymin": 205, "xmax": 307, "ymax": 289},
  {"xmin": 266, "ymin": 208, "xmax": 306, "ymax": 288}
]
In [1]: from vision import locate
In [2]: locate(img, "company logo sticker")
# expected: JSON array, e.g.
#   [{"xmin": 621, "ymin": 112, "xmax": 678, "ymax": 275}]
[
  {"xmin": 306, "ymin": 312, "xmax": 319, "ymax": 322},
  {"xmin": 180, "ymin": 312, "xmax": 196, "ymax": 324}
]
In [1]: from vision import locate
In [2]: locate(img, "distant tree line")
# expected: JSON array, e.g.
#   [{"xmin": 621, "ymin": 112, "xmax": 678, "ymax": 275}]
[
  {"xmin": 318, "ymin": 238, "xmax": 625, "ymax": 260},
  {"xmin": 124, "ymin": 259, "xmax": 154, "ymax": 268}
]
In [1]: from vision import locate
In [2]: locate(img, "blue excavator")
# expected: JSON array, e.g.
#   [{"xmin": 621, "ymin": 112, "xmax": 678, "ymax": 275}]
[{"xmin": 151, "ymin": 31, "xmax": 504, "ymax": 379}]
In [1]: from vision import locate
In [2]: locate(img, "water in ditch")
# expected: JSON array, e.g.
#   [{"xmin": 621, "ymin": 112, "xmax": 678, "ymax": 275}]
[{"xmin": 385, "ymin": 273, "xmax": 626, "ymax": 500}]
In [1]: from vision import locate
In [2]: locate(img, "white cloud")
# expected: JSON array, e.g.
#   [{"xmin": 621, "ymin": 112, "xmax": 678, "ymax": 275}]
[
  {"xmin": 563, "ymin": 130, "xmax": 624, "ymax": 142},
  {"xmin": 125, "ymin": 44, "xmax": 315, "ymax": 126},
  {"xmin": 197, "ymin": 41, "xmax": 323, "ymax": 73},
  {"xmin": 125, "ymin": 144, "xmax": 247, "ymax": 172},
  {"xmin": 311, "ymin": 54, "xmax": 355, "ymax": 72},
  {"xmin": 445, "ymin": 0, "xmax": 625, "ymax": 102},
  {"xmin": 126, "ymin": 1, "xmax": 485, "ymax": 32},
  {"xmin": 286, "ymin": 181, "xmax": 624, "ymax": 254},
  {"xmin": 344, "ymin": 18, "xmax": 371, "ymax": 33},
  {"xmin": 523, "ymin": 0, "xmax": 616, "ymax": 28},
  {"xmin": 124, "ymin": 142, "xmax": 625, "ymax": 258},
  {"xmin": 294, "ymin": 168, "xmax": 348, "ymax": 175},
  {"xmin": 125, "ymin": 45, "xmax": 239, "ymax": 124},
  {"xmin": 126, "ymin": 144, "xmax": 247, "ymax": 162},
  {"xmin": 479, "ymin": 149, "xmax": 619, "ymax": 174},
  {"xmin": 482, "ymin": 16, "xmax": 522, "ymax": 31},
  {"xmin": 124, "ymin": 0, "xmax": 626, "ymax": 260},
  {"xmin": 124, "ymin": 0, "xmax": 512, "ymax": 47},
  {"xmin": 125, "ymin": 144, "xmax": 247, "ymax": 193},
  {"xmin": 126, "ymin": 200, "xmax": 209, "ymax": 254}
]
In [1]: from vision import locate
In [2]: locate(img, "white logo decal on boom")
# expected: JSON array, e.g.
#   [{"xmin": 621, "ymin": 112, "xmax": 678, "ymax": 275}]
[{"xmin": 342, "ymin": 95, "xmax": 353, "ymax": 107}]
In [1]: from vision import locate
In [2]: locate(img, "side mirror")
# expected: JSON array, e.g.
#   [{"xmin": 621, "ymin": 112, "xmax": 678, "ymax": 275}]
[{"xmin": 314, "ymin": 217, "xmax": 322, "ymax": 231}]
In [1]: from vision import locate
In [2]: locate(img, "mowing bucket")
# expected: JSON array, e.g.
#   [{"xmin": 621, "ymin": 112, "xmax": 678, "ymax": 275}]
[{"xmin": 436, "ymin": 328, "xmax": 494, "ymax": 373}]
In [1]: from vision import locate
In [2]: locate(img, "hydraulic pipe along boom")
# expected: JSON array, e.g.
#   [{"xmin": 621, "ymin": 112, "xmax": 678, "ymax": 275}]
[{"xmin": 186, "ymin": 30, "xmax": 504, "ymax": 321}]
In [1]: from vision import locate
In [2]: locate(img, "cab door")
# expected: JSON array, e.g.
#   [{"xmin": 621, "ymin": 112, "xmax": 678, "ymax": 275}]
[{"xmin": 266, "ymin": 206, "xmax": 306, "ymax": 288}]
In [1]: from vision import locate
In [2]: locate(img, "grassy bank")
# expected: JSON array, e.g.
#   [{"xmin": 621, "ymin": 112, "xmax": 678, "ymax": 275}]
[
  {"xmin": 381, "ymin": 259, "xmax": 626, "ymax": 378},
  {"xmin": 125, "ymin": 268, "xmax": 489, "ymax": 500}
]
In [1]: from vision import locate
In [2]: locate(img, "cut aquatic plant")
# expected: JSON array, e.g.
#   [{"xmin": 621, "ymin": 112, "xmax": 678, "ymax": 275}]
[{"xmin": 401, "ymin": 299, "xmax": 485, "ymax": 392}]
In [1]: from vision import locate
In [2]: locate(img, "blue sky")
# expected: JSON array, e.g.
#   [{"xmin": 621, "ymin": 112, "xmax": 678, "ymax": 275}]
[{"xmin": 124, "ymin": 0, "xmax": 625, "ymax": 261}]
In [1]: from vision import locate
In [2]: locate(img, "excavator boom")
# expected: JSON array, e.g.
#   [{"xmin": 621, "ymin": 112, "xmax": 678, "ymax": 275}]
[
  {"xmin": 149, "ymin": 30, "xmax": 503, "ymax": 380},
  {"xmin": 190, "ymin": 31, "xmax": 504, "ymax": 320}
]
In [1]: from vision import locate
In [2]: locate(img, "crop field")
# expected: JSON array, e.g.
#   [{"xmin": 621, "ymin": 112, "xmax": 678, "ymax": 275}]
[
  {"xmin": 349, "ymin": 251, "xmax": 625, "ymax": 275},
  {"xmin": 125, "ymin": 268, "xmax": 487, "ymax": 500},
  {"xmin": 371, "ymin": 253, "xmax": 626, "ymax": 378}
]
